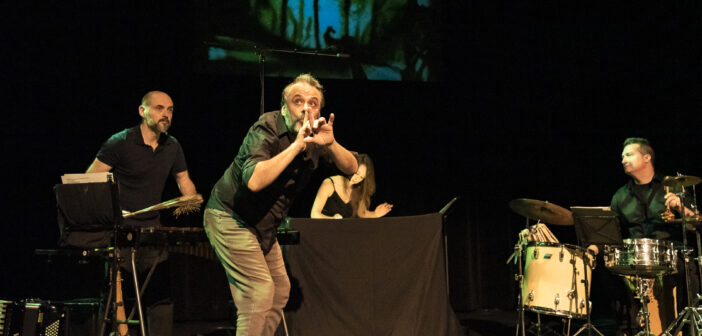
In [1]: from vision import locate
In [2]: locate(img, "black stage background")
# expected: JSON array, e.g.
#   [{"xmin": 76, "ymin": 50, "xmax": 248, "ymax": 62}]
[{"xmin": 4, "ymin": 0, "xmax": 702, "ymax": 327}]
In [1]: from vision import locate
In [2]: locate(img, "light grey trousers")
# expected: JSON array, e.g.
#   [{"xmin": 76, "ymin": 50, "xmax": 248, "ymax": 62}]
[{"xmin": 204, "ymin": 208, "xmax": 290, "ymax": 336}]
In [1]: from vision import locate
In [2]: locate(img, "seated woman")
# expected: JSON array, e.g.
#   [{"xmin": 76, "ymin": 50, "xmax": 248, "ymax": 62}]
[{"xmin": 311, "ymin": 154, "xmax": 393, "ymax": 219}]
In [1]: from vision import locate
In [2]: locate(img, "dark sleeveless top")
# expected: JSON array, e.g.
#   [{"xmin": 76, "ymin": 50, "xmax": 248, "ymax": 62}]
[{"xmin": 321, "ymin": 178, "xmax": 354, "ymax": 218}]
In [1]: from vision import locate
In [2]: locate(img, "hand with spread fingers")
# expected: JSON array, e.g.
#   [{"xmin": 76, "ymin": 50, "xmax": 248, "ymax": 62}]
[{"xmin": 305, "ymin": 113, "xmax": 336, "ymax": 147}]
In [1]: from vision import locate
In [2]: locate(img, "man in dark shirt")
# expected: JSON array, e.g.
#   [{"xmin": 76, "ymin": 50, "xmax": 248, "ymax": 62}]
[
  {"xmin": 605, "ymin": 137, "xmax": 694, "ymax": 334},
  {"xmin": 205, "ymin": 74, "xmax": 358, "ymax": 335},
  {"xmin": 611, "ymin": 138, "xmax": 683, "ymax": 241},
  {"xmin": 87, "ymin": 90, "xmax": 197, "ymax": 226},
  {"xmin": 85, "ymin": 91, "xmax": 197, "ymax": 335}
]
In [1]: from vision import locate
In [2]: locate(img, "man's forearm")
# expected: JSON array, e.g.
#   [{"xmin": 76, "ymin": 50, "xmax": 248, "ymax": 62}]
[
  {"xmin": 327, "ymin": 141, "xmax": 357, "ymax": 175},
  {"xmin": 248, "ymin": 142, "xmax": 305, "ymax": 192},
  {"xmin": 175, "ymin": 171, "xmax": 197, "ymax": 196},
  {"xmin": 179, "ymin": 179, "xmax": 197, "ymax": 196}
]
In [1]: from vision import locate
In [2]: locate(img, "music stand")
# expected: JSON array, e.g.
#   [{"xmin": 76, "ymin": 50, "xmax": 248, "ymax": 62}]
[
  {"xmin": 439, "ymin": 197, "xmax": 458, "ymax": 297},
  {"xmin": 571, "ymin": 206, "xmax": 622, "ymax": 336},
  {"xmin": 54, "ymin": 177, "xmax": 147, "ymax": 335}
]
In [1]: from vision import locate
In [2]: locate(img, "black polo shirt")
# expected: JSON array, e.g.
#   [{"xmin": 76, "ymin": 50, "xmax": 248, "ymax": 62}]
[
  {"xmin": 610, "ymin": 174, "xmax": 680, "ymax": 241},
  {"xmin": 96, "ymin": 125, "xmax": 187, "ymax": 227},
  {"xmin": 207, "ymin": 110, "xmax": 327, "ymax": 254}
]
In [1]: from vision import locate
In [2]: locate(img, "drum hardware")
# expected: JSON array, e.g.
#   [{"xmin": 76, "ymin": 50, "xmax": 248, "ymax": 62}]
[
  {"xmin": 604, "ymin": 238, "xmax": 678, "ymax": 335},
  {"xmin": 510, "ymin": 199, "xmax": 580, "ymax": 336},
  {"xmin": 631, "ymin": 276, "xmax": 656, "ymax": 336},
  {"xmin": 560, "ymin": 247, "xmax": 565, "ymax": 262},
  {"xmin": 570, "ymin": 247, "xmax": 600, "ymax": 336},
  {"xmin": 510, "ymin": 238, "xmax": 528, "ymax": 336},
  {"xmin": 662, "ymin": 174, "xmax": 702, "ymax": 335},
  {"xmin": 525, "ymin": 312, "xmax": 569, "ymax": 336},
  {"xmin": 522, "ymin": 243, "xmax": 592, "ymax": 319},
  {"xmin": 509, "ymin": 219, "xmax": 553, "ymax": 336},
  {"xmin": 603, "ymin": 239, "xmax": 678, "ymax": 277}
]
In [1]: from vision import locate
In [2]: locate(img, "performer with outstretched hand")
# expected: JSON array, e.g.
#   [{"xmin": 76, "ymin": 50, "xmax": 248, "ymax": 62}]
[{"xmin": 204, "ymin": 73, "xmax": 358, "ymax": 336}]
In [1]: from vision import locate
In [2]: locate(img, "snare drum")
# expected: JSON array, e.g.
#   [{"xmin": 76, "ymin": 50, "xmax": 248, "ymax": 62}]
[
  {"xmin": 522, "ymin": 242, "xmax": 593, "ymax": 319},
  {"xmin": 603, "ymin": 238, "xmax": 677, "ymax": 277}
]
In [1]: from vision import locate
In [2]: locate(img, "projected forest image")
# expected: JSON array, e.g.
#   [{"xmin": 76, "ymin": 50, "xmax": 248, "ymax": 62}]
[{"xmin": 201, "ymin": 0, "xmax": 442, "ymax": 81}]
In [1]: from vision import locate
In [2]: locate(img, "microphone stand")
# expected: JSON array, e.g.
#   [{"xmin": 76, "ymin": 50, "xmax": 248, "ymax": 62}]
[
  {"xmin": 259, "ymin": 49, "xmax": 265, "ymax": 115},
  {"xmin": 205, "ymin": 38, "xmax": 351, "ymax": 117},
  {"xmin": 255, "ymin": 47, "xmax": 350, "ymax": 116}
]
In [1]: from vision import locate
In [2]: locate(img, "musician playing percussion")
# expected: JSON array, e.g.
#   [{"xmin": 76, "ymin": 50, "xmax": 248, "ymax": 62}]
[
  {"xmin": 85, "ymin": 90, "xmax": 198, "ymax": 335},
  {"xmin": 612, "ymin": 137, "xmax": 691, "ymax": 241},
  {"xmin": 86, "ymin": 90, "xmax": 197, "ymax": 227},
  {"xmin": 204, "ymin": 74, "xmax": 357, "ymax": 335},
  {"xmin": 594, "ymin": 137, "xmax": 697, "ymax": 334}
]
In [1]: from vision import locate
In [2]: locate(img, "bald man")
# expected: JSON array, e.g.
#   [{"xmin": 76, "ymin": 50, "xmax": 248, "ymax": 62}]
[
  {"xmin": 83, "ymin": 91, "xmax": 197, "ymax": 335},
  {"xmin": 87, "ymin": 90, "xmax": 196, "ymax": 227}
]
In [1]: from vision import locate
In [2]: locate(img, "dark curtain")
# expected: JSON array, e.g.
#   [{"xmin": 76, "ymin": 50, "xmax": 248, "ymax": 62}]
[{"xmin": 282, "ymin": 214, "xmax": 461, "ymax": 336}]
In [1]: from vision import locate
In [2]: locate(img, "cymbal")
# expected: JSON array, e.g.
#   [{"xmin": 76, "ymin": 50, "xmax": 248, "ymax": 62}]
[
  {"xmin": 509, "ymin": 198, "xmax": 574, "ymax": 226},
  {"xmin": 663, "ymin": 175, "xmax": 702, "ymax": 187}
]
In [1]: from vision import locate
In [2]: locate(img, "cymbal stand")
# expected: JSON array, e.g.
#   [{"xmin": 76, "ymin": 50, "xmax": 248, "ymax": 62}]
[
  {"xmin": 524, "ymin": 313, "xmax": 546, "ymax": 336},
  {"xmin": 692, "ymin": 184, "xmax": 702, "ymax": 295},
  {"xmin": 512, "ymin": 228, "xmax": 527, "ymax": 336},
  {"xmin": 663, "ymin": 187, "xmax": 702, "ymax": 335},
  {"xmin": 508, "ymin": 217, "xmax": 532, "ymax": 336},
  {"xmin": 697, "ymin": 232, "xmax": 702, "ymax": 300}
]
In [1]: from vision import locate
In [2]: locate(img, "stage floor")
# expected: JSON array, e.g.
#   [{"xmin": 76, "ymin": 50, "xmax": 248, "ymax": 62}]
[
  {"xmin": 170, "ymin": 310, "xmax": 618, "ymax": 336},
  {"xmin": 457, "ymin": 309, "xmax": 623, "ymax": 336}
]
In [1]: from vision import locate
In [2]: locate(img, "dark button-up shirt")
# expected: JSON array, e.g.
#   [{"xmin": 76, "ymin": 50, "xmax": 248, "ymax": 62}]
[
  {"xmin": 610, "ymin": 174, "xmax": 681, "ymax": 242},
  {"xmin": 97, "ymin": 125, "xmax": 187, "ymax": 227},
  {"xmin": 207, "ymin": 110, "xmax": 327, "ymax": 254}
]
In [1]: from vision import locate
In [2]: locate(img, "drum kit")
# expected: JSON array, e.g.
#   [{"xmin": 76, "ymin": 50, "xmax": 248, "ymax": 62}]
[{"xmin": 508, "ymin": 174, "xmax": 702, "ymax": 336}]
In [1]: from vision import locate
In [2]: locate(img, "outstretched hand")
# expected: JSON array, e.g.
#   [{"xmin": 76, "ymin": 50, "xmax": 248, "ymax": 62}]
[
  {"xmin": 304, "ymin": 113, "xmax": 336, "ymax": 146},
  {"xmin": 374, "ymin": 202, "xmax": 393, "ymax": 217}
]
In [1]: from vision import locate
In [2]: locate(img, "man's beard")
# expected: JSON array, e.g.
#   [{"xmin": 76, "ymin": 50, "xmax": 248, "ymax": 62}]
[{"xmin": 150, "ymin": 119, "xmax": 170, "ymax": 133}]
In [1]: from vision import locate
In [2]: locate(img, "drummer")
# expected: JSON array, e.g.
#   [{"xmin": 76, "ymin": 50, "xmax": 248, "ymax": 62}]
[
  {"xmin": 593, "ymin": 137, "xmax": 698, "ymax": 334},
  {"xmin": 612, "ymin": 137, "xmax": 693, "ymax": 240}
]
